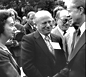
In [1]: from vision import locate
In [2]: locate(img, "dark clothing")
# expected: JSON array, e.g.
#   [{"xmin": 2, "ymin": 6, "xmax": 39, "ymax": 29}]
[
  {"xmin": 53, "ymin": 30, "xmax": 86, "ymax": 77},
  {"xmin": 0, "ymin": 47, "xmax": 20, "ymax": 77},
  {"xmin": 6, "ymin": 31, "xmax": 25, "ymax": 67},
  {"xmin": 21, "ymin": 31, "xmax": 66, "ymax": 77},
  {"xmin": 24, "ymin": 22, "xmax": 36, "ymax": 34}
]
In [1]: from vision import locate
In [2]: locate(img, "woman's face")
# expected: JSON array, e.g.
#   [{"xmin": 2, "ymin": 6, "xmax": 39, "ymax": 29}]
[{"xmin": 3, "ymin": 17, "xmax": 17, "ymax": 39}]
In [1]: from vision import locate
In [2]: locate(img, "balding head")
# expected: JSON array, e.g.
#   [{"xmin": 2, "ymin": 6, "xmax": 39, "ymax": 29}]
[
  {"xmin": 56, "ymin": 9, "xmax": 69, "ymax": 20},
  {"xmin": 33, "ymin": 10, "xmax": 54, "ymax": 35},
  {"xmin": 53, "ymin": 6, "xmax": 64, "ymax": 18},
  {"xmin": 33, "ymin": 10, "xmax": 54, "ymax": 24},
  {"xmin": 59, "ymin": 10, "xmax": 69, "ymax": 18}
]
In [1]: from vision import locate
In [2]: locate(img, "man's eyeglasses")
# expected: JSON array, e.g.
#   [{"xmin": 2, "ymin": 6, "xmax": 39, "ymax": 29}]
[{"xmin": 60, "ymin": 16, "xmax": 72, "ymax": 25}]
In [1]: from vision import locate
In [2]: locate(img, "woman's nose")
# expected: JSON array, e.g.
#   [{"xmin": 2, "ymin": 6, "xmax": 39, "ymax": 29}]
[{"xmin": 13, "ymin": 26, "xmax": 17, "ymax": 32}]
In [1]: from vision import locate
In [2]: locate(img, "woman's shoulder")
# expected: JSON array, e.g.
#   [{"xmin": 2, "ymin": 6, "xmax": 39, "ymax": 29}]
[{"xmin": 0, "ymin": 47, "xmax": 9, "ymax": 57}]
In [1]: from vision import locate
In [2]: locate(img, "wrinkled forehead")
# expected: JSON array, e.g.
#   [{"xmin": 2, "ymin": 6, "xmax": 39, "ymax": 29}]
[
  {"xmin": 59, "ymin": 10, "xmax": 69, "ymax": 18},
  {"xmin": 38, "ymin": 16, "xmax": 54, "ymax": 24},
  {"xmin": 34, "ymin": 10, "xmax": 54, "ymax": 24}
]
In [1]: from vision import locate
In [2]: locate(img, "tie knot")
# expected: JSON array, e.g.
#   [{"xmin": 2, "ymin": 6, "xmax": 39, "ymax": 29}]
[
  {"xmin": 63, "ymin": 31, "xmax": 67, "ymax": 35},
  {"xmin": 45, "ymin": 36, "xmax": 50, "ymax": 41},
  {"xmin": 76, "ymin": 29, "xmax": 81, "ymax": 36}
]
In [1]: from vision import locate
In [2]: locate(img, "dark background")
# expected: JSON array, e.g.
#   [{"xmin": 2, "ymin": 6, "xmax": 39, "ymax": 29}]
[{"xmin": 0, "ymin": 0, "xmax": 65, "ymax": 17}]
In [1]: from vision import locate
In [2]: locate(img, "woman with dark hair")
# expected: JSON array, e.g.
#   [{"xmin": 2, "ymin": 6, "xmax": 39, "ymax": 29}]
[{"xmin": 0, "ymin": 10, "xmax": 21, "ymax": 77}]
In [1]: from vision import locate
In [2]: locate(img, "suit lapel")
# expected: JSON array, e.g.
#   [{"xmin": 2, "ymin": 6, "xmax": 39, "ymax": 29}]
[
  {"xmin": 34, "ymin": 31, "xmax": 56, "ymax": 61},
  {"xmin": 68, "ymin": 30, "xmax": 86, "ymax": 61}
]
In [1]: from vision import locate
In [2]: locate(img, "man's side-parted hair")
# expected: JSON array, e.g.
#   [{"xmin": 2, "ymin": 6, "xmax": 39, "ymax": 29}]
[{"xmin": 0, "ymin": 10, "xmax": 12, "ymax": 35}]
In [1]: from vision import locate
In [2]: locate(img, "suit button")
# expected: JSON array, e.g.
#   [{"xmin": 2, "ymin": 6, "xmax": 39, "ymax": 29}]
[
  {"xmin": 69, "ymin": 69, "xmax": 71, "ymax": 71},
  {"xmin": 66, "ymin": 61, "xmax": 69, "ymax": 64}
]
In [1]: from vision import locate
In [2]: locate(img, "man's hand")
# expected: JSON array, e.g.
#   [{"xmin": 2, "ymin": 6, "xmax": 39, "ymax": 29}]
[{"xmin": 53, "ymin": 68, "xmax": 69, "ymax": 77}]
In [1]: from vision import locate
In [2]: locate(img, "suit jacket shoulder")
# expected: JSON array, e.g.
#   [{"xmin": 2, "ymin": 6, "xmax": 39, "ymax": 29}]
[
  {"xmin": 50, "ymin": 33, "xmax": 63, "ymax": 48},
  {"xmin": 0, "ymin": 48, "xmax": 20, "ymax": 77}
]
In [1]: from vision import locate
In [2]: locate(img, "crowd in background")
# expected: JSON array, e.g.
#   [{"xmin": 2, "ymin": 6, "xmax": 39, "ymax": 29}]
[{"xmin": 0, "ymin": 0, "xmax": 85, "ymax": 77}]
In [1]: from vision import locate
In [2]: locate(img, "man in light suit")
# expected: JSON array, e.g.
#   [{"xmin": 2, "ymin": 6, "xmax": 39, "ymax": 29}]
[
  {"xmin": 21, "ymin": 10, "xmax": 66, "ymax": 77},
  {"xmin": 51, "ymin": 9, "xmax": 73, "ymax": 57},
  {"xmin": 51, "ymin": 9, "xmax": 71, "ymax": 38},
  {"xmin": 53, "ymin": 0, "xmax": 86, "ymax": 77}
]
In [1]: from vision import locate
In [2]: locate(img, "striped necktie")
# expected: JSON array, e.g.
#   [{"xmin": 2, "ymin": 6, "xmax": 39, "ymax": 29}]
[{"xmin": 45, "ymin": 36, "xmax": 55, "ymax": 55}]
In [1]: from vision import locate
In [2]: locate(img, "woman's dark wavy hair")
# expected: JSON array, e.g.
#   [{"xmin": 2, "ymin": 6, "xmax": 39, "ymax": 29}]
[{"xmin": 0, "ymin": 10, "xmax": 12, "ymax": 35}]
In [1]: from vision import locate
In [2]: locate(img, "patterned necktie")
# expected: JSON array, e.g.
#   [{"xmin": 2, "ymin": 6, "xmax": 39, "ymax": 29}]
[
  {"xmin": 45, "ymin": 36, "xmax": 55, "ymax": 55},
  {"xmin": 63, "ymin": 31, "xmax": 67, "ymax": 35}
]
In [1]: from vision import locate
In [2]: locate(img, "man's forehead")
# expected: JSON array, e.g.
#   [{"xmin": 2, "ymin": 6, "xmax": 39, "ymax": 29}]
[
  {"xmin": 38, "ymin": 17, "xmax": 53, "ymax": 24},
  {"xmin": 34, "ymin": 10, "xmax": 53, "ymax": 24},
  {"xmin": 59, "ymin": 10, "xmax": 69, "ymax": 18}
]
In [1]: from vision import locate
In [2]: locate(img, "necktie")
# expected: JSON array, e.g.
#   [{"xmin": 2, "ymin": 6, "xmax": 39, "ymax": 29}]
[
  {"xmin": 63, "ymin": 31, "xmax": 67, "ymax": 35},
  {"xmin": 45, "ymin": 36, "xmax": 55, "ymax": 55},
  {"xmin": 71, "ymin": 29, "xmax": 81, "ymax": 52},
  {"xmin": 64, "ymin": 38, "xmax": 68, "ymax": 58}
]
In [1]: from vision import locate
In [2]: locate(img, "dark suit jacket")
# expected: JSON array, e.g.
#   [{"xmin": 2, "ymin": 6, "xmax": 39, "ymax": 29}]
[
  {"xmin": 24, "ymin": 22, "xmax": 36, "ymax": 34},
  {"xmin": 67, "ymin": 30, "xmax": 86, "ymax": 77},
  {"xmin": 0, "ymin": 47, "xmax": 20, "ymax": 77},
  {"xmin": 21, "ymin": 31, "xmax": 66, "ymax": 77},
  {"xmin": 53, "ymin": 30, "xmax": 86, "ymax": 77}
]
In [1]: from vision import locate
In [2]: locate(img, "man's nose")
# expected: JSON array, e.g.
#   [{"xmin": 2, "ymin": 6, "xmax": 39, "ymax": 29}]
[{"xmin": 46, "ymin": 22, "xmax": 51, "ymax": 27}]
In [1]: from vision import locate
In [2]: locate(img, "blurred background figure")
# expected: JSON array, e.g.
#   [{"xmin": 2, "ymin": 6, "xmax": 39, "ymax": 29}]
[
  {"xmin": 53, "ymin": 5, "xmax": 65, "ymax": 22},
  {"xmin": 21, "ymin": 16, "xmax": 27, "ymax": 25},
  {"xmin": 7, "ymin": 8, "xmax": 18, "ymax": 20},
  {"xmin": 24, "ymin": 11, "xmax": 36, "ymax": 34},
  {"xmin": 51, "ymin": 9, "xmax": 73, "ymax": 58},
  {"xmin": 0, "ymin": 9, "xmax": 21, "ymax": 77}
]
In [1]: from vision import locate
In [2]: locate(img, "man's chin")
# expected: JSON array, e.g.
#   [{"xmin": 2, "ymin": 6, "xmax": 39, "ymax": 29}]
[
  {"xmin": 44, "ymin": 32, "xmax": 51, "ymax": 35},
  {"xmin": 10, "ymin": 36, "xmax": 15, "ymax": 39}
]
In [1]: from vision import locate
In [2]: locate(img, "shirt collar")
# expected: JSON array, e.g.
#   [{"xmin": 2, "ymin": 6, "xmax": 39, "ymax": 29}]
[
  {"xmin": 79, "ymin": 22, "xmax": 86, "ymax": 36},
  {"xmin": 39, "ymin": 32, "xmax": 50, "ymax": 40},
  {"xmin": 57, "ymin": 26, "xmax": 64, "ymax": 35}
]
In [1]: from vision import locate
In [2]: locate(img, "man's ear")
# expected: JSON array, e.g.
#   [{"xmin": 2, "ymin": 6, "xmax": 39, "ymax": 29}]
[{"xmin": 79, "ymin": 6, "xmax": 84, "ymax": 15}]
